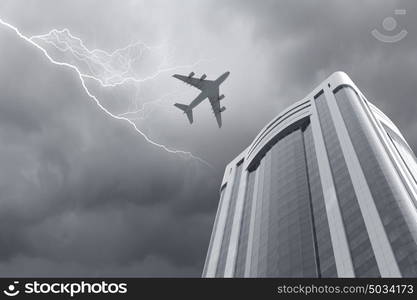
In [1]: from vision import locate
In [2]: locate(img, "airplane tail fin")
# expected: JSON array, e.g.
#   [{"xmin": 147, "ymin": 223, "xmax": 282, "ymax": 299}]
[{"xmin": 174, "ymin": 103, "xmax": 193, "ymax": 124}]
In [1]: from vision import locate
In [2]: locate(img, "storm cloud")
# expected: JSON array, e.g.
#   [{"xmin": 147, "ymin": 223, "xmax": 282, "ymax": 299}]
[{"xmin": 0, "ymin": 0, "xmax": 416, "ymax": 276}]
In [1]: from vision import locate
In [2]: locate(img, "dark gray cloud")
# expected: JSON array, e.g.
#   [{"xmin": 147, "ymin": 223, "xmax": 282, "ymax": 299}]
[
  {"xmin": 0, "ymin": 25, "xmax": 216, "ymax": 276},
  {"xmin": 0, "ymin": 0, "xmax": 416, "ymax": 276},
  {"xmin": 219, "ymin": 0, "xmax": 417, "ymax": 149}
]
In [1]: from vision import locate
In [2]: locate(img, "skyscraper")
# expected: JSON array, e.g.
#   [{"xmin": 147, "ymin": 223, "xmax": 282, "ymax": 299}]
[{"xmin": 203, "ymin": 72, "xmax": 417, "ymax": 278}]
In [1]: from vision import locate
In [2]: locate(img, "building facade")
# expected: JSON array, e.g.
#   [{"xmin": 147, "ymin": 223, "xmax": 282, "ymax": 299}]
[{"xmin": 203, "ymin": 72, "xmax": 417, "ymax": 278}]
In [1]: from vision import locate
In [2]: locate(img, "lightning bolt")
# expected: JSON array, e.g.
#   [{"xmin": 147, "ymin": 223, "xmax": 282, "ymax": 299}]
[
  {"xmin": 0, "ymin": 18, "xmax": 212, "ymax": 167},
  {"xmin": 30, "ymin": 28, "xmax": 205, "ymax": 87},
  {"xmin": 117, "ymin": 91, "xmax": 180, "ymax": 121}
]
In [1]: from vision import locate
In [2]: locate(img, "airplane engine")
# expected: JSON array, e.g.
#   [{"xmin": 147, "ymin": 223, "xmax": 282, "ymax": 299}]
[
  {"xmin": 220, "ymin": 106, "xmax": 226, "ymax": 112},
  {"xmin": 200, "ymin": 74, "xmax": 207, "ymax": 80},
  {"xmin": 188, "ymin": 72, "xmax": 195, "ymax": 78},
  {"xmin": 218, "ymin": 94, "xmax": 225, "ymax": 101}
]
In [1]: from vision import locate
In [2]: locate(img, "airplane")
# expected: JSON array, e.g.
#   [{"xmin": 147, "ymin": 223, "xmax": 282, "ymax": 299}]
[{"xmin": 173, "ymin": 71, "xmax": 230, "ymax": 128}]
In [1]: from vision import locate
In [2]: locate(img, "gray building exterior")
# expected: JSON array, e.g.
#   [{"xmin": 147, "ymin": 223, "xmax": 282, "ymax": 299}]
[{"xmin": 203, "ymin": 72, "xmax": 417, "ymax": 278}]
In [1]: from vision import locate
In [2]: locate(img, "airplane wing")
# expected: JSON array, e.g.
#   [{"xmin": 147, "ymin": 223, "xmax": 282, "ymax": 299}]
[
  {"xmin": 172, "ymin": 74, "xmax": 212, "ymax": 91},
  {"xmin": 208, "ymin": 96, "xmax": 222, "ymax": 128}
]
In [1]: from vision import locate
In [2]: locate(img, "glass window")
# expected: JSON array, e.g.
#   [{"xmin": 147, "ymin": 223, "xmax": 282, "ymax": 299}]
[
  {"xmin": 316, "ymin": 92, "xmax": 379, "ymax": 277},
  {"xmin": 234, "ymin": 171, "xmax": 256, "ymax": 277},
  {"xmin": 335, "ymin": 86, "xmax": 417, "ymax": 276},
  {"xmin": 216, "ymin": 162, "xmax": 243, "ymax": 277}
]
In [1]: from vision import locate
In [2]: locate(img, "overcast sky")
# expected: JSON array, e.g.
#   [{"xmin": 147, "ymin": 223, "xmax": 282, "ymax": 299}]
[{"xmin": 0, "ymin": 0, "xmax": 416, "ymax": 276}]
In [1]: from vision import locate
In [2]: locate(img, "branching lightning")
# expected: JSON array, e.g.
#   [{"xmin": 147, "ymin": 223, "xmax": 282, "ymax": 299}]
[{"xmin": 0, "ymin": 18, "xmax": 211, "ymax": 167}]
